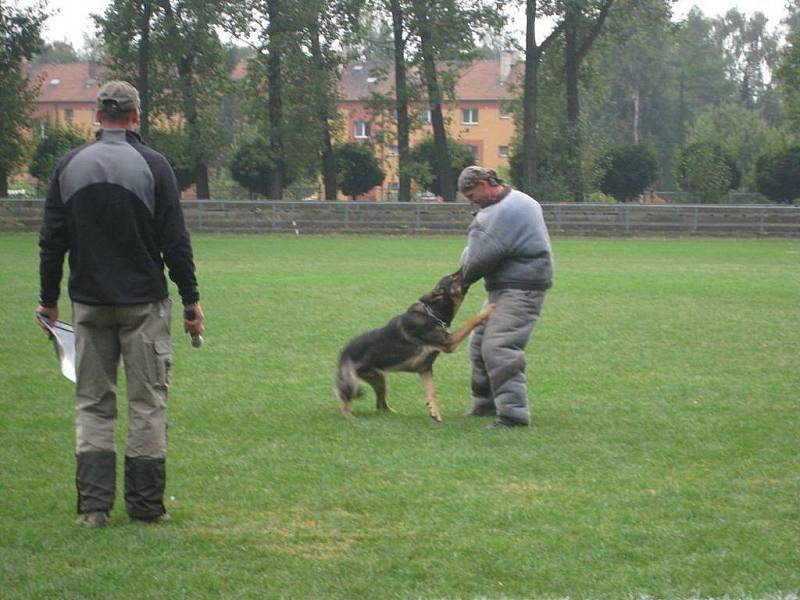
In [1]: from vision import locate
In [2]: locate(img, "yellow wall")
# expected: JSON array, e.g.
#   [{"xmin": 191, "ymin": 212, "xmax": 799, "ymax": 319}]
[{"xmin": 337, "ymin": 99, "xmax": 515, "ymax": 201}]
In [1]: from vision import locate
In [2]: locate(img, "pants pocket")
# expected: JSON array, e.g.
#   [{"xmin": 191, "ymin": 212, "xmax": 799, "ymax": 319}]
[{"xmin": 151, "ymin": 338, "xmax": 173, "ymax": 388}]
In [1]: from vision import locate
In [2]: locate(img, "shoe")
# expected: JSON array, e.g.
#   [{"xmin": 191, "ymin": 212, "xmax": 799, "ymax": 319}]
[
  {"xmin": 465, "ymin": 406, "xmax": 497, "ymax": 417},
  {"xmin": 130, "ymin": 512, "xmax": 170, "ymax": 525},
  {"xmin": 77, "ymin": 511, "xmax": 110, "ymax": 528},
  {"xmin": 485, "ymin": 416, "xmax": 527, "ymax": 429}
]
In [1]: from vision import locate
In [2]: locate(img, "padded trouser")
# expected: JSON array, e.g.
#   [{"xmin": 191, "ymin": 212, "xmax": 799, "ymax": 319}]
[
  {"xmin": 73, "ymin": 300, "xmax": 172, "ymax": 515},
  {"xmin": 468, "ymin": 289, "xmax": 546, "ymax": 425}
]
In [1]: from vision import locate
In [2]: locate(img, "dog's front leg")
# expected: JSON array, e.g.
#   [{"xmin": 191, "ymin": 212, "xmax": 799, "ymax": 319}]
[
  {"xmin": 441, "ymin": 303, "xmax": 496, "ymax": 353},
  {"xmin": 419, "ymin": 370, "xmax": 442, "ymax": 422}
]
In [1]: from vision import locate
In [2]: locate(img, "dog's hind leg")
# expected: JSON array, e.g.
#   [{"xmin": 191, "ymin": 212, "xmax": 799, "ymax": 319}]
[
  {"xmin": 419, "ymin": 370, "xmax": 442, "ymax": 422},
  {"xmin": 360, "ymin": 368, "xmax": 394, "ymax": 413}
]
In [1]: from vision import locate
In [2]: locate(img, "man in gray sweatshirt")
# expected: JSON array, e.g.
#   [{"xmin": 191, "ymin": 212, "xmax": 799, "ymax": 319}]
[{"xmin": 458, "ymin": 166, "xmax": 553, "ymax": 428}]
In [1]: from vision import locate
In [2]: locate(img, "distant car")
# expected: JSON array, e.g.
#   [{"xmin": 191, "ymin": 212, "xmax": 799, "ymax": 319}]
[{"xmin": 8, "ymin": 189, "xmax": 28, "ymax": 197}]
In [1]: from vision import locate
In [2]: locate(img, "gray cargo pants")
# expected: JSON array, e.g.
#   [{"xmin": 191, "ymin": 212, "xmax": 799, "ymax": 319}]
[
  {"xmin": 468, "ymin": 289, "xmax": 546, "ymax": 425},
  {"xmin": 72, "ymin": 300, "xmax": 172, "ymax": 518},
  {"xmin": 73, "ymin": 299, "xmax": 172, "ymax": 457}
]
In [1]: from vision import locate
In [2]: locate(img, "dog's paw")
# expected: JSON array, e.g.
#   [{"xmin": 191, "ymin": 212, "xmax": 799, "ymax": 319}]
[{"xmin": 478, "ymin": 304, "xmax": 496, "ymax": 320}]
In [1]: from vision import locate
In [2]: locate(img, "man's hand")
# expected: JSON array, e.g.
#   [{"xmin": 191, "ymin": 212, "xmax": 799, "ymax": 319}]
[
  {"xmin": 35, "ymin": 304, "xmax": 58, "ymax": 337},
  {"xmin": 183, "ymin": 302, "xmax": 204, "ymax": 336}
]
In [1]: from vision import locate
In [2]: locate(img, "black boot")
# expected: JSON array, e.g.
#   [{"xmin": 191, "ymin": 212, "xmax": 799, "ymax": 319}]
[
  {"xmin": 125, "ymin": 456, "xmax": 167, "ymax": 522},
  {"xmin": 76, "ymin": 451, "xmax": 116, "ymax": 515}
]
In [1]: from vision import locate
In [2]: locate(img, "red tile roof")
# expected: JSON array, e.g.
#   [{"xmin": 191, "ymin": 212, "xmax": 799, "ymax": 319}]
[
  {"xmin": 337, "ymin": 57, "xmax": 523, "ymax": 102},
  {"xmin": 25, "ymin": 62, "xmax": 105, "ymax": 103}
]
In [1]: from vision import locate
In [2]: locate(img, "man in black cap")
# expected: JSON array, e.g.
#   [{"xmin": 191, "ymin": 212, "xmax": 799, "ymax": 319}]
[
  {"xmin": 458, "ymin": 166, "xmax": 553, "ymax": 428},
  {"xmin": 36, "ymin": 80, "xmax": 205, "ymax": 526}
]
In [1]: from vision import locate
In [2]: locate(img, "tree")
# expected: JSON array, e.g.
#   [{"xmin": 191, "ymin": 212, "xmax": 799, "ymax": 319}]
[
  {"xmin": 408, "ymin": 137, "xmax": 474, "ymax": 198},
  {"xmin": 32, "ymin": 40, "xmax": 81, "ymax": 64},
  {"xmin": 30, "ymin": 126, "xmax": 89, "ymax": 192},
  {"xmin": 775, "ymin": 28, "xmax": 800, "ymax": 135},
  {"xmin": 597, "ymin": 144, "xmax": 659, "ymax": 201},
  {"xmin": 675, "ymin": 142, "xmax": 736, "ymax": 202},
  {"xmin": 388, "ymin": 0, "xmax": 412, "ymax": 202},
  {"xmin": 755, "ymin": 146, "xmax": 800, "ymax": 204},
  {"xmin": 148, "ymin": 125, "xmax": 197, "ymax": 190},
  {"xmin": 229, "ymin": 133, "xmax": 287, "ymax": 197},
  {"xmin": 562, "ymin": 0, "xmax": 615, "ymax": 202},
  {"xmin": 712, "ymin": 9, "xmax": 780, "ymax": 110},
  {"xmin": 520, "ymin": 0, "xmax": 563, "ymax": 194},
  {"xmin": 687, "ymin": 103, "xmax": 786, "ymax": 190},
  {"xmin": 335, "ymin": 142, "xmax": 385, "ymax": 200},
  {"xmin": 97, "ymin": 0, "xmax": 232, "ymax": 198},
  {"xmin": 0, "ymin": 0, "xmax": 46, "ymax": 196}
]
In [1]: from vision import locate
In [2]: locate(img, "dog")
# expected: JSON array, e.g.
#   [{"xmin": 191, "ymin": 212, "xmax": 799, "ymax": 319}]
[{"xmin": 334, "ymin": 270, "xmax": 494, "ymax": 422}]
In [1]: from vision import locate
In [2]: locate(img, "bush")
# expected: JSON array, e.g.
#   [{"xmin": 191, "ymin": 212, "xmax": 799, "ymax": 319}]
[
  {"xmin": 29, "ymin": 126, "xmax": 89, "ymax": 191},
  {"xmin": 148, "ymin": 126, "xmax": 198, "ymax": 191},
  {"xmin": 334, "ymin": 142, "xmax": 384, "ymax": 200},
  {"xmin": 228, "ymin": 135, "xmax": 282, "ymax": 197},
  {"xmin": 597, "ymin": 144, "xmax": 660, "ymax": 202},
  {"xmin": 408, "ymin": 137, "xmax": 474, "ymax": 199},
  {"xmin": 675, "ymin": 142, "xmax": 739, "ymax": 203},
  {"xmin": 755, "ymin": 146, "xmax": 800, "ymax": 204}
]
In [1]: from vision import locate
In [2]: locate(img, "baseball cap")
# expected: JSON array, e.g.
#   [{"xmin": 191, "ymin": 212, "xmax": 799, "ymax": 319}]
[
  {"xmin": 96, "ymin": 81, "xmax": 140, "ymax": 116},
  {"xmin": 457, "ymin": 165, "xmax": 504, "ymax": 193}
]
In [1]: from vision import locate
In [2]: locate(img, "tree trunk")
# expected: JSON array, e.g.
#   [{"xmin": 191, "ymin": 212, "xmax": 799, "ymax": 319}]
[
  {"xmin": 390, "ymin": 0, "xmax": 411, "ymax": 202},
  {"xmin": 632, "ymin": 87, "xmax": 640, "ymax": 144},
  {"xmin": 309, "ymin": 22, "xmax": 337, "ymax": 200},
  {"xmin": 138, "ymin": 0, "xmax": 151, "ymax": 141},
  {"xmin": 565, "ymin": 2, "xmax": 584, "ymax": 202},
  {"xmin": 266, "ymin": 0, "xmax": 285, "ymax": 200},
  {"xmin": 522, "ymin": 0, "xmax": 540, "ymax": 194},
  {"xmin": 412, "ymin": 0, "xmax": 455, "ymax": 202},
  {"xmin": 0, "ymin": 168, "xmax": 8, "ymax": 197}
]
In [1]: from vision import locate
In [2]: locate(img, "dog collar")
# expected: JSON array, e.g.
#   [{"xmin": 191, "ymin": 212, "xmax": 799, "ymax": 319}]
[{"xmin": 420, "ymin": 302, "xmax": 447, "ymax": 329}]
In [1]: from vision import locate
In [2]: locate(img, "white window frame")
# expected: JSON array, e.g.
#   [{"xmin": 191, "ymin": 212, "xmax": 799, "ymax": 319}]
[
  {"xmin": 354, "ymin": 121, "xmax": 370, "ymax": 139},
  {"xmin": 462, "ymin": 108, "xmax": 479, "ymax": 125},
  {"xmin": 498, "ymin": 145, "xmax": 509, "ymax": 158},
  {"xmin": 420, "ymin": 108, "xmax": 432, "ymax": 124},
  {"xmin": 499, "ymin": 107, "xmax": 512, "ymax": 119},
  {"xmin": 389, "ymin": 144, "xmax": 399, "ymax": 156}
]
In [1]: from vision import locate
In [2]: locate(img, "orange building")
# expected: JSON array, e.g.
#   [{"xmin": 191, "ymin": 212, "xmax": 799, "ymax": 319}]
[
  {"xmin": 24, "ymin": 62, "xmax": 104, "ymax": 137},
  {"xmin": 336, "ymin": 52, "xmax": 521, "ymax": 201}
]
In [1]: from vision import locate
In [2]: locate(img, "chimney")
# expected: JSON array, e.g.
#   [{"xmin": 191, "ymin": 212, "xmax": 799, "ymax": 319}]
[{"xmin": 499, "ymin": 50, "xmax": 514, "ymax": 84}]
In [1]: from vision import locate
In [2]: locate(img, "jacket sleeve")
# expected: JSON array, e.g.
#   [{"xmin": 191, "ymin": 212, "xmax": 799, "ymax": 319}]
[
  {"xmin": 460, "ymin": 223, "xmax": 505, "ymax": 287},
  {"xmin": 38, "ymin": 169, "xmax": 68, "ymax": 307},
  {"xmin": 153, "ymin": 158, "xmax": 199, "ymax": 306}
]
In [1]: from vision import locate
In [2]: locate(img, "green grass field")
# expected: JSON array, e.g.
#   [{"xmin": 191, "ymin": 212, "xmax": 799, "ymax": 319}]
[{"xmin": 1, "ymin": 232, "xmax": 798, "ymax": 599}]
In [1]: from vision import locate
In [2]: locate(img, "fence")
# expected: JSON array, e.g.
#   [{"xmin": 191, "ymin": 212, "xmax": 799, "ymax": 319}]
[{"xmin": 2, "ymin": 198, "xmax": 798, "ymax": 237}]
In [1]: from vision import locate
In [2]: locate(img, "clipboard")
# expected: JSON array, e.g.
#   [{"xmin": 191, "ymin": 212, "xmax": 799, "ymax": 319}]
[{"xmin": 37, "ymin": 314, "xmax": 77, "ymax": 383}]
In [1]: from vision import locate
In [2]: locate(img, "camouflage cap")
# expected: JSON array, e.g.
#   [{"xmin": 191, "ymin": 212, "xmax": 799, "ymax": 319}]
[
  {"xmin": 96, "ymin": 81, "xmax": 140, "ymax": 116},
  {"xmin": 457, "ymin": 165, "xmax": 504, "ymax": 193}
]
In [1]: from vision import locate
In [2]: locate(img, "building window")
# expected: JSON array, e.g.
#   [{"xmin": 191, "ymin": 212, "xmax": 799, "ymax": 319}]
[
  {"xmin": 462, "ymin": 108, "xmax": 479, "ymax": 125},
  {"xmin": 389, "ymin": 144, "xmax": 399, "ymax": 156},
  {"xmin": 468, "ymin": 144, "xmax": 479, "ymax": 160},
  {"xmin": 498, "ymin": 145, "xmax": 509, "ymax": 158},
  {"xmin": 354, "ymin": 121, "xmax": 370, "ymax": 139},
  {"xmin": 64, "ymin": 109, "xmax": 74, "ymax": 123},
  {"xmin": 499, "ymin": 107, "xmax": 512, "ymax": 119},
  {"xmin": 420, "ymin": 108, "xmax": 431, "ymax": 124}
]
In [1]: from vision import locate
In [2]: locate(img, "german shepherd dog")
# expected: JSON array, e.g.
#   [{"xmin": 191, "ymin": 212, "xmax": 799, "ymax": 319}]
[{"xmin": 335, "ymin": 270, "xmax": 494, "ymax": 422}]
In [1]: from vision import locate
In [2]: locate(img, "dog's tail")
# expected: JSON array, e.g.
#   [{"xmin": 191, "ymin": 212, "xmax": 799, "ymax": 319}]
[{"xmin": 334, "ymin": 355, "xmax": 362, "ymax": 415}]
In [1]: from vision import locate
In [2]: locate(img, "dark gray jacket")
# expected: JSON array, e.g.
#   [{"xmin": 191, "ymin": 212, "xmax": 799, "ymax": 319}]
[
  {"xmin": 39, "ymin": 129, "xmax": 199, "ymax": 307},
  {"xmin": 461, "ymin": 188, "xmax": 553, "ymax": 291}
]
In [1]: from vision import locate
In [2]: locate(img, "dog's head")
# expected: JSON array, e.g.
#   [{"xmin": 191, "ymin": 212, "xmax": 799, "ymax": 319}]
[{"xmin": 419, "ymin": 269, "xmax": 466, "ymax": 325}]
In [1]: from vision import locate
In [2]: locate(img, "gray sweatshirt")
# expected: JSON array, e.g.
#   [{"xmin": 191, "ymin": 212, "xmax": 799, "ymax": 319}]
[{"xmin": 461, "ymin": 188, "xmax": 553, "ymax": 291}]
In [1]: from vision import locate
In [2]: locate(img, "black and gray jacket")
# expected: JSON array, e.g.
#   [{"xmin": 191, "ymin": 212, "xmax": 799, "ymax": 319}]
[
  {"xmin": 39, "ymin": 128, "xmax": 199, "ymax": 307},
  {"xmin": 461, "ymin": 188, "xmax": 554, "ymax": 292}
]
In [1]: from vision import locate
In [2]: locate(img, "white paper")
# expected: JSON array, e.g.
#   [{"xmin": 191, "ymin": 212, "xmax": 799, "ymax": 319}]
[{"xmin": 38, "ymin": 315, "xmax": 77, "ymax": 383}]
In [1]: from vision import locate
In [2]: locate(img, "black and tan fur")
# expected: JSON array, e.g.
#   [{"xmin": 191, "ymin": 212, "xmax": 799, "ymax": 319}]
[{"xmin": 334, "ymin": 270, "xmax": 493, "ymax": 422}]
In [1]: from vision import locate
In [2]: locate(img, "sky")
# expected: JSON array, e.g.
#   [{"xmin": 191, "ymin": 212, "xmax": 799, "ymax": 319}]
[{"xmin": 22, "ymin": 0, "xmax": 793, "ymax": 51}]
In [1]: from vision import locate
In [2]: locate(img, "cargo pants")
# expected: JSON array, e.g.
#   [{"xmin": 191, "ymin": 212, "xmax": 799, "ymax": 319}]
[
  {"xmin": 468, "ymin": 289, "xmax": 546, "ymax": 425},
  {"xmin": 72, "ymin": 299, "xmax": 172, "ymax": 520}
]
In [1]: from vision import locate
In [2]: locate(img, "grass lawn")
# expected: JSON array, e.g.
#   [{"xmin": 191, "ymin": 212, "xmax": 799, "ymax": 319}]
[{"xmin": 0, "ymin": 232, "xmax": 798, "ymax": 599}]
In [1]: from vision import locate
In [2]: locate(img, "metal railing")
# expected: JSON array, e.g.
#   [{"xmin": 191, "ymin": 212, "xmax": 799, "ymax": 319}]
[{"xmin": 2, "ymin": 198, "xmax": 798, "ymax": 237}]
